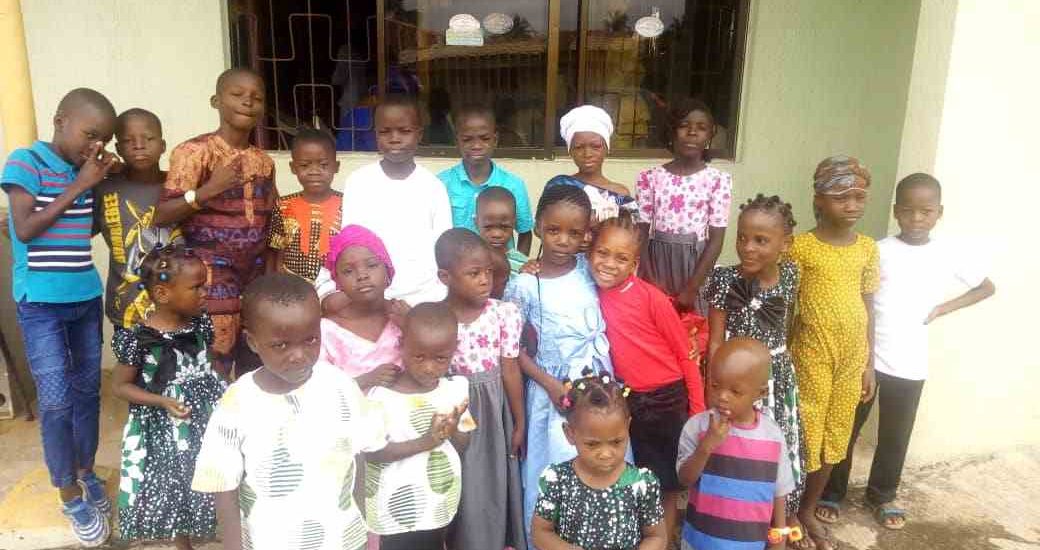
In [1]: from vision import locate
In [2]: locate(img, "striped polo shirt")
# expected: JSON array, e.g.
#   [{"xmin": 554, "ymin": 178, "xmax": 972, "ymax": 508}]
[
  {"xmin": 1, "ymin": 141, "xmax": 102, "ymax": 303},
  {"xmin": 676, "ymin": 410, "xmax": 795, "ymax": 550}
]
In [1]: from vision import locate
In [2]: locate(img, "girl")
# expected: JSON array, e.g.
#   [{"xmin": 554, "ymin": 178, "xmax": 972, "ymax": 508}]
[
  {"xmin": 636, "ymin": 98, "xmax": 732, "ymax": 313},
  {"xmin": 111, "ymin": 245, "xmax": 227, "ymax": 549},
  {"xmin": 547, "ymin": 105, "xmax": 637, "ymax": 224},
  {"xmin": 787, "ymin": 156, "xmax": 879, "ymax": 550},
  {"xmin": 703, "ymin": 194, "xmax": 806, "ymax": 537},
  {"xmin": 503, "ymin": 184, "xmax": 623, "ymax": 545},
  {"xmin": 588, "ymin": 210, "xmax": 705, "ymax": 547},
  {"xmin": 319, "ymin": 225, "xmax": 403, "ymax": 392},
  {"xmin": 363, "ymin": 303, "xmax": 475, "ymax": 550},
  {"xmin": 532, "ymin": 372, "xmax": 666, "ymax": 550},
  {"xmin": 435, "ymin": 228, "xmax": 526, "ymax": 550}
]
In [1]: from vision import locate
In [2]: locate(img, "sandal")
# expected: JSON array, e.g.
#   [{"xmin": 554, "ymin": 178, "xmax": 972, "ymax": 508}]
[
  {"xmin": 872, "ymin": 503, "xmax": 907, "ymax": 531},
  {"xmin": 814, "ymin": 500, "xmax": 841, "ymax": 524}
]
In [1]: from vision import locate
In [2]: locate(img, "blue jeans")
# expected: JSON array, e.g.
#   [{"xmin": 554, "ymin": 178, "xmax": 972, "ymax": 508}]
[{"xmin": 16, "ymin": 297, "xmax": 103, "ymax": 488}]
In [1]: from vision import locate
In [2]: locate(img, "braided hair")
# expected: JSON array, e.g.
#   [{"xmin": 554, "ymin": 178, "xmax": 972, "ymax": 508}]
[
  {"xmin": 739, "ymin": 193, "xmax": 797, "ymax": 235},
  {"xmin": 137, "ymin": 244, "xmax": 201, "ymax": 294},
  {"xmin": 560, "ymin": 369, "xmax": 631, "ymax": 422},
  {"xmin": 593, "ymin": 208, "xmax": 641, "ymax": 247}
]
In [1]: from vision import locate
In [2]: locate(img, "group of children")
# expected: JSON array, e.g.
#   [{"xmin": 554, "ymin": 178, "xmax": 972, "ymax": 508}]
[{"xmin": 0, "ymin": 67, "xmax": 995, "ymax": 550}]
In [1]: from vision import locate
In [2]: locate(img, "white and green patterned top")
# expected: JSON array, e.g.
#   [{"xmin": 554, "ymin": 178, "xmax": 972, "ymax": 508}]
[
  {"xmin": 364, "ymin": 376, "xmax": 476, "ymax": 535},
  {"xmin": 191, "ymin": 361, "xmax": 385, "ymax": 550}
]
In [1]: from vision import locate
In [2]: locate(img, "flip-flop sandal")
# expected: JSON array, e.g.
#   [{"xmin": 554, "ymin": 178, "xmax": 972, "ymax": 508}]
[
  {"xmin": 872, "ymin": 504, "xmax": 907, "ymax": 530},
  {"xmin": 814, "ymin": 500, "xmax": 841, "ymax": 524}
]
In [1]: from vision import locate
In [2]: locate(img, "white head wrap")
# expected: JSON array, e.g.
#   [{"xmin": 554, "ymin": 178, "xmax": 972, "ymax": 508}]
[{"xmin": 560, "ymin": 105, "xmax": 614, "ymax": 150}]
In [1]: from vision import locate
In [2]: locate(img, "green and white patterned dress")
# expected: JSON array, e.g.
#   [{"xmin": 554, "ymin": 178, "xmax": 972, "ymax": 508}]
[
  {"xmin": 114, "ymin": 313, "xmax": 226, "ymax": 541},
  {"xmin": 191, "ymin": 361, "xmax": 385, "ymax": 550},
  {"xmin": 364, "ymin": 376, "xmax": 475, "ymax": 536}
]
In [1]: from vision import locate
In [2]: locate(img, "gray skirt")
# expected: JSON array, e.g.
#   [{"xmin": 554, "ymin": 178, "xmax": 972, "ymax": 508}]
[
  {"xmin": 451, "ymin": 368, "xmax": 527, "ymax": 550},
  {"xmin": 639, "ymin": 231, "xmax": 707, "ymax": 313}
]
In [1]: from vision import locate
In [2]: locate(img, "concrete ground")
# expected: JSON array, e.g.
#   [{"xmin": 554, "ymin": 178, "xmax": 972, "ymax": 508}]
[{"xmin": 1, "ymin": 372, "xmax": 1038, "ymax": 550}]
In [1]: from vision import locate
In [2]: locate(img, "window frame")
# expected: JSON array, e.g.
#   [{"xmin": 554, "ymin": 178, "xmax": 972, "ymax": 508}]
[{"xmin": 228, "ymin": 0, "xmax": 750, "ymax": 160}]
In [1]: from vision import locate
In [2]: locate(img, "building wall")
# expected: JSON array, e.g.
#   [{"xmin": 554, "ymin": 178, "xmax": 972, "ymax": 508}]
[{"xmin": 893, "ymin": 0, "xmax": 1040, "ymax": 463}]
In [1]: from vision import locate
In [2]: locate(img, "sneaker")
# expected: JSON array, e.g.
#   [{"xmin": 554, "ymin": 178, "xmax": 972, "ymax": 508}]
[
  {"xmin": 62, "ymin": 496, "xmax": 110, "ymax": 547},
  {"xmin": 78, "ymin": 472, "xmax": 111, "ymax": 516}
]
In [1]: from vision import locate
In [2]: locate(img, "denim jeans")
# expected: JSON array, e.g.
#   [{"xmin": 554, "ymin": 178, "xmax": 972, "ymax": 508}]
[{"xmin": 16, "ymin": 297, "xmax": 103, "ymax": 488}]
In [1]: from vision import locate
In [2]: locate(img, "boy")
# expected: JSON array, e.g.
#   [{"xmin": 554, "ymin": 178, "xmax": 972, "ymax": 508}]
[
  {"xmin": 94, "ymin": 108, "xmax": 182, "ymax": 330},
  {"xmin": 820, "ymin": 173, "xmax": 995, "ymax": 530},
  {"xmin": 475, "ymin": 186, "xmax": 529, "ymax": 273},
  {"xmin": 438, "ymin": 104, "xmax": 533, "ymax": 256},
  {"xmin": 268, "ymin": 128, "xmax": 342, "ymax": 282},
  {"xmin": 2, "ymin": 87, "xmax": 119, "ymax": 546},
  {"xmin": 154, "ymin": 67, "xmax": 277, "ymax": 377},
  {"xmin": 677, "ymin": 338, "xmax": 796, "ymax": 550},
  {"xmin": 315, "ymin": 94, "xmax": 451, "ymax": 308},
  {"xmin": 191, "ymin": 273, "xmax": 386, "ymax": 550}
]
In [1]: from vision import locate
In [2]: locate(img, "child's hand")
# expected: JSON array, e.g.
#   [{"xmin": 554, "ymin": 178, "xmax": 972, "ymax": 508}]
[
  {"xmin": 77, "ymin": 142, "xmax": 121, "ymax": 188},
  {"xmin": 163, "ymin": 398, "xmax": 191, "ymax": 419},
  {"xmin": 519, "ymin": 259, "xmax": 542, "ymax": 275},
  {"xmin": 510, "ymin": 423, "xmax": 526, "ymax": 459},
  {"xmin": 387, "ymin": 299, "xmax": 411, "ymax": 328},
  {"xmin": 861, "ymin": 367, "xmax": 877, "ymax": 403},
  {"xmin": 924, "ymin": 304, "xmax": 945, "ymax": 324},
  {"xmin": 426, "ymin": 413, "xmax": 452, "ymax": 445},
  {"xmin": 207, "ymin": 156, "xmax": 243, "ymax": 194},
  {"xmin": 356, "ymin": 364, "xmax": 399, "ymax": 390},
  {"xmin": 676, "ymin": 286, "xmax": 700, "ymax": 313},
  {"xmin": 321, "ymin": 291, "xmax": 350, "ymax": 318},
  {"xmin": 547, "ymin": 379, "xmax": 568, "ymax": 412},
  {"xmin": 702, "ymin": 410, "xmax": 730, "ymax": 451}
]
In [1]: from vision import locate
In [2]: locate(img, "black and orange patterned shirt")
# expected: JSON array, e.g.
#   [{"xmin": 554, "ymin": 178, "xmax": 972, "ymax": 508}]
[{"xmin": 269, "ymin": 191, "xmax": 342, "ymax": 282}]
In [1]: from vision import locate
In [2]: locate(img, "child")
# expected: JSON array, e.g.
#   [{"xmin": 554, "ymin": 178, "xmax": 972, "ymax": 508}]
[
  {"xmin": 677, "ymin": 338, "xmax": 797, "ymax": 550},
  {"xmin": 315, "ymin": 94, "xmax": 452, "ymax": 309},
  {"xmin": 319, "ymin": 225, "xmax": 402, "ymax": 391},
  {"xmin": 588, "ymin": 210, "xmax": 706, "ymax": 547},
  {"xmin": 268, "ymin": 128, "xmax": 342, "ymax": 282},
  {"xmin": 786, "ymin": 155, "xmax": 878, "ymax": 550},
  {"xmin": 636, "ymin": 98, "xmax": 732, "ymax": 313},
  {"xmin": 192, "ymin": 273, "xmax": 385, "ymax": 550},
  {"xmin": 438, "ymin": 104, "xmax": 534, "ymax": 256},
  {"xmin": 503, "ymin": 183, "xmax": 621, "ymax": 543},
  {"xmin": 2, "ymin": 87, "xmax": 119, "ymax": 546},
  {"xmin": 547, "ymin": 105, "xmax": 636, "ymax": 223},
  {"xmin": 703, "ymin": 195, "xmax": 805, "ymax": 524},
  {"xmin": 489, "ymin": 246, "xmax": 511, "ymax": 300},
  {"xmin": 155, "ymin": 67, "xmax": 277, "ymax": 378},
  {"xmin": 476, "ymin": 186, "xmax": 530, "ymax": 272},
  {"xmin": 820, "ymin": 174, "xmax": 995, "ymax": 530},
  {"xmin": 111, "ymin": 245, "xmax": 227, "ymax": 549},
  {"xmin": 95, "ymin": 108, "xmax": 183, "ymax": 330},
  {"xmin": 532, "ymin": 373, "xmax": 666, "ymax": 550},
  {"xmin": 363, "ymin": 303, "xmax": 475, "ymax": 550},
  {"xmin": 435, "ymin": 228, "xmax": 526, "ymax": 550}
]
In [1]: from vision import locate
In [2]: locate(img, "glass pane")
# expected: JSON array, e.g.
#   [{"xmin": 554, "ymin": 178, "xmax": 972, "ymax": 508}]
[
  {"xmin": 571, "ymin": 0, "xmax": 744, "ymax": 152},
  {"xmin": 384, "ymin": 1, "xmax": 550, "ymax": 148},
  {"xmin": 228, "ymin": 0, "xmax": 380, "ymax": 151}
]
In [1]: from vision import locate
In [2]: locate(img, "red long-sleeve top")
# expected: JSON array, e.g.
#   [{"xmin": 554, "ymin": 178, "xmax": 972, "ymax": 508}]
[{"xmin": 599, "ymin": 275, "xmax": 706, "ymax": 416}]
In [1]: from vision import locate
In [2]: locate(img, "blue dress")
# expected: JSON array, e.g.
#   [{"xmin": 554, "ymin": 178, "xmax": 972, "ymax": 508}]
[{"xmin": 504, "ymin": 254, "xmax": 626, "ymax": 547}]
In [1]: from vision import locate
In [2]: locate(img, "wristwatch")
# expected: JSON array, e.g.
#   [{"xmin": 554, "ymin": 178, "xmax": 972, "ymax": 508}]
[{"xmin": 184, "ymin": 189, "xmax": 201, "ymax": 210}]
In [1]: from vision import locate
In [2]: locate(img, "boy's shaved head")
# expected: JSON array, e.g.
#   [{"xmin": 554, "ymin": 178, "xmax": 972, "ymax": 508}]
[
  {"xmin": 57, "ymin": 88, "xmax": 116, "ymax": 120},
  {"xmin": 710, "ymin": 337, "xmax": 771, "ymax": 386},
  {"xmin": 216, "ymin": 67, "xmax": 265, "ymax": 94},
  {"xmin": 117, "ymin": 108, "xmax": 162, "ymax": 136}
]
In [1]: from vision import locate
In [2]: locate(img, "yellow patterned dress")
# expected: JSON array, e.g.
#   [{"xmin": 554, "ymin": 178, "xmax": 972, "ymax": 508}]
[{"xmin": 787, "ymin": 232, "xmax": 879, "ymax": 472}]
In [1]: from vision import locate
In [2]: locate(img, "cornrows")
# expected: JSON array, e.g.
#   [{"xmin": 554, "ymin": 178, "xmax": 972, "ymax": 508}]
[{"xmin": 739, "ymin": 193, "xmax": 797, "ymax": 235}]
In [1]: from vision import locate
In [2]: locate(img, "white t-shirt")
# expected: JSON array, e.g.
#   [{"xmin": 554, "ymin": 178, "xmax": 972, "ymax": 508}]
[
  {"xmin": 873, "ymin": 237, "xmax": 987, "ymax": 380},
  {"xmin": 191, "ymin": 361, "xmax": 385, "ymax": 550},
  {"xmin": 315, "ymin": 161, "xmax": 451, "ymax": 305}
]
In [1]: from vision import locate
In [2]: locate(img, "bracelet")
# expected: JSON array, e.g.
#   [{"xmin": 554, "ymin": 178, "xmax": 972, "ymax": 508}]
[{"xmin": 767, "ymin": 526, "xmax": 803, "ymax": 544}]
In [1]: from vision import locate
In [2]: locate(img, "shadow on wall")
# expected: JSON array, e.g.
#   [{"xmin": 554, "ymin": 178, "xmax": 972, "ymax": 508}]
[{"xmin": 0, "ymin": 235, "xmax": 34, "ymax": 418}]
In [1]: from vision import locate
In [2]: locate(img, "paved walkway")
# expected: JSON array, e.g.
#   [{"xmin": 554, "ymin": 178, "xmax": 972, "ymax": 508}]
[{"xmin": 1, "ymin": 371, "xmax": 1038, "ymax": 549}]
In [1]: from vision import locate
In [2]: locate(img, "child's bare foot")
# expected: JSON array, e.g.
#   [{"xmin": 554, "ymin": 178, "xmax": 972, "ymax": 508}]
[{"xmin": 798, "ymin": 510, "xmax": 834, "ymax": 550}]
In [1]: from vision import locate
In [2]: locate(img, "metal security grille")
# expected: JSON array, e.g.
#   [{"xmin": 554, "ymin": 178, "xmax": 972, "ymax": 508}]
[{"xmin": 226, "ymin": 0, "xmax": 747, "ymax": 159}]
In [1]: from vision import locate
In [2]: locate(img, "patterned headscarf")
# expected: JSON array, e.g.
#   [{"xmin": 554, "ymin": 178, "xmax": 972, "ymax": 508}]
[
  {"xmin": 813, "ymin": 155, "xmax": 871, "ymax": 195},
  {"xmin": 326, "ymin": 225, "xmax": 395, "ymax": 287},
  {"xmin": 560, "ymin": 105, "xmax": 614, "ymax": 150}
]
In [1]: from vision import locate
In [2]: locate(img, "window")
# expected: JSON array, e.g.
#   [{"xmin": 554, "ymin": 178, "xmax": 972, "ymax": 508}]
[{"xmin": 227, "ymin": 0, "xmax": 748, "ymax": 158}]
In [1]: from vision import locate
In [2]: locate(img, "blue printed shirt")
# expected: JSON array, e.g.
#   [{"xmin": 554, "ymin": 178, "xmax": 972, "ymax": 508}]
[
  {"xmin": 1, "ymin": 141, "xmax": 102, "ymax": 303},
  {"xmin": 437, "ymin": 161, "xmax": 533, "ymax": 235}
]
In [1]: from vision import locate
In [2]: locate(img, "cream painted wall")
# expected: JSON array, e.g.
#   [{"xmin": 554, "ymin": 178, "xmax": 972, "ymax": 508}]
[{"xmin": 892, "ymin": 0, "xmax": 1040, "ymax": 463}]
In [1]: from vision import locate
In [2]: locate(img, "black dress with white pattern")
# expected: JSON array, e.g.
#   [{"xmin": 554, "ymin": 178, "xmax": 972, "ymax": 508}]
[
  {"xmin": 703, "ymin": 261, "xmax": 805, "ymax": 515},
  {"xmin": 113, "ymin": 313, "xmax": 226, "ymax": 541}
]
